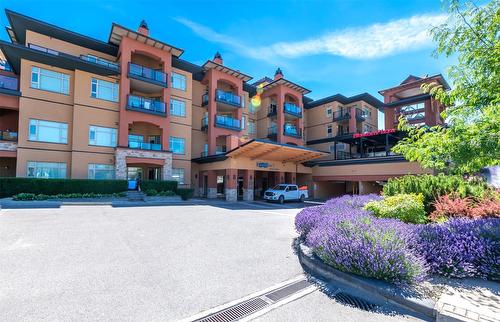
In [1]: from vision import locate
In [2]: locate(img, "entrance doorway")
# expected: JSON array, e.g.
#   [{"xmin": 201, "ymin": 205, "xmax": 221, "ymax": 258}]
[
  {"xmin": 127, "ymin": 167, "xmax": 143, "ymax": 190},
  {"xmin": 148, "ymin": 167, "xmax": 162, "ymax": 180},
  {"xmin": 237, "ymin": 176, "xmax": 243, "ymax": 200}
]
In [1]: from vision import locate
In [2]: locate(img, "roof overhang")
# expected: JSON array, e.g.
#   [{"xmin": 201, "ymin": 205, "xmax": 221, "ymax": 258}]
[
  {"xmin": 109, "ymin": 23, "xmax": 184, "ymax": 57},
  {"xmin": 5, "ymin": 9, "xmax": 118, "ymax": 56},
  {"xmin": 263, "ymin": 78, "xmax": 311, "ymax": 95},
  {"xmin": 378, "ymin": 74, "xmax": 451, "ymax": 95},
  {"xmin": 226, "ymin": 139, "xmax": 328, "ymax": 163},
  {"xmin": 0, "ymin": 40, "xmax": 120, "ymax": 76},
  {"xmin": 202, "ymin": 60, "xmax": 252, "ymax": 82}
]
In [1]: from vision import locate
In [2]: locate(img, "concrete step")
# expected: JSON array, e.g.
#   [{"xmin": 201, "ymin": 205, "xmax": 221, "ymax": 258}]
[{"xmin": 126, "ymin": 191, "xmax": 145, "ymax": 201}]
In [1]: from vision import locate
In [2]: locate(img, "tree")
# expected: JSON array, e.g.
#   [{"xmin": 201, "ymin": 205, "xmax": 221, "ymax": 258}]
[{"xmin": 393, "ymin": 0, "xmax": 500, "ymax": 175}]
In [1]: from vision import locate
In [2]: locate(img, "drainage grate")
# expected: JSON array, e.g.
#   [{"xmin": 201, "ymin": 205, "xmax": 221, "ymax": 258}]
[
  {"xmin": 193, "ymin": 279, "xmax": 313, "ymax": 322},
  {"xmin": 195, "ymin": 298, "xmax": 269, "ymax": 322},
  {"xmin": 263, "ymin": 279, "xmax": 312, "ymax": 302},
  {"xmin": 333, "ymin": 292, "xmax": 378, "ymax": 311}
]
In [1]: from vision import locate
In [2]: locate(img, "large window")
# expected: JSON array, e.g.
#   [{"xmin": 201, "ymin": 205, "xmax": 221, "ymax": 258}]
[
  {"xmin": 29, "ymin": 119, "xmax": 68, "ymax": 144},
  {"xmin": 27, "ymin": 161, "xmax": 66, "ymax": 179},
  {"xmin": 171, "ymin": 168, "xmax": 185, "ymax": 184},
  {"xmin": 31, "ymin": 66, "xmax": 69, "ymax": 94},
  {"xmin": 91, "ymin": 78, "xmax": 119, "ymax": 102},
  {"xmin": 327, "ymin": 124, "xmax": 333, "ymax": 137},
  {"xmin": 171, "ymin": 72, "xmax": 186, "ymax": 90},
  {"xmin": 326, "ymin": 107, "xmax": 333, "ymax": 117},
  {"xmin": 88, "ymin": 163, "xmax": 115, "ymax": 180},
  {"xmin": 248, "ymin": 119, "xmax": 256, "ymax": 134},
  {"xmin": 169, "ymin": 137, "xmax": 185, "ymax": 154},
  {"xmin": 170, "ymin": 98, "xmax": 186, "ymax": 117},
  {"xmin": 89, "ymin": 126, "xmax": 117, "ymax": 147}
]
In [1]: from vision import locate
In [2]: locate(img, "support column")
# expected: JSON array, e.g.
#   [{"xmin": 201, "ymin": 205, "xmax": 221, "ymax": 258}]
[
  {"xmin": 225, "ymin": 169, "xmax": 238, "ymax": 202},
  {"xmin": 349, "ymin": 106, "xmax": 357, "ymax": 134},
  {"xmin": 207, "ymin": 170, "xmax": 217, "ymax": 199},
  {"xmin": 242, "ymin": 170, "xmax": 254, "ymax": 201},
  {"xmin": 274, "ymin": 171, "xmax": 285, "ymax": 184}
]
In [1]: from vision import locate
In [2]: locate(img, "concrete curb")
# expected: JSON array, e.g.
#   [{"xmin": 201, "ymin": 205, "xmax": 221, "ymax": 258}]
[
  {"xmin": 296, "ymin": 242, "xmax": 437, "ymax": 319},
  {"xmin": 0, "ymin": 198, "xmax": 208, "ymax": 209}
]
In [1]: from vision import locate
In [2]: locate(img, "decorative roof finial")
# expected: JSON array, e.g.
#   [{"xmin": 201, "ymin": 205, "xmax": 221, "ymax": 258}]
[{"xmin": 139, "ymin": 19, "xmax": 149, "ymax": 30}]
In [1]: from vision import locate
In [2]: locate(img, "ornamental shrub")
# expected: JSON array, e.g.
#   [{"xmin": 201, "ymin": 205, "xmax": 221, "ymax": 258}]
[
  {"xmin": 365, "ymin": 194, "xmax": 427, "ymax": 224},
  {"xmin": 12, "ymin": 192, "xmax": 126, "ymax": 201},
  {"xmin": 430, "ymin": 194, "xmax": 500, "ymax": 222},
  {"xmin": 383, "ymin": 174, "xmax": 488, "ymax": 212},
  {"xmin": 141, "ymin": 180, "xmax": 178, "ymax": 193},
  {"xmin": 415, "ymin": 218, "xmax": 500, "ymax": 279},
  {"xmin": 145, "ymin": 189, "xmax": 158, "ymax": 196},
  {"xmin": 305, "ymin": 212, "xmax": 427, "ymax": 285},
  {"xmin": 176, "ymin": 188, "xmax": 194, "ymax": 200}
]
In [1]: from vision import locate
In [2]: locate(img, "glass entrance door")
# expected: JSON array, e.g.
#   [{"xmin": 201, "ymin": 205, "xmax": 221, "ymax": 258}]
[{"xmin": 127, "ymin": 167, "xmax": 143, "ymax": 190}]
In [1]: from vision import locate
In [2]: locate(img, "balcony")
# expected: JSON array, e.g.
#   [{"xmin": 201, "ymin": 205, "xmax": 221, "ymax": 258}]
[
  {"xmin": 128, "ymin": 62, "xmax": 167, "ymax": 90},
  {"xmin": 0, "ymin": 74, "xmax": 19, "ymax": 96},
  {"xmin": 355, "ymin": 108, "xmax": 369, "ymax": 121},
  {"xmin": 0, "ymin": 130, "xmax": 18, "ymax": 141},
  {"xmin": 283, "ymin": 125, "xmax": 302, "ymax": 138},
  {"xmin": 201, "ymin": 116, "xmax": 208, "ymax": 131},
  {"xmin": 283, "ymin": 102, "xmax": 302, "ymax": 118},
  {"xmin": 215, "ymin": 115, "xmax": 241, "ymax": 131},
  {"xmin": 202, "ymin": 93, "xmax": 209, "ymax": 106},
  {"xmin": 0, "ymin": 60, "xmax": 12, "ymax": 72},
  {"xmin": 80, "ymin": 55, "xmax": 119, "ymax": 71},
  {"xmin": 128, "ymin": 140, "xmax": 162, "ymax": 151},
  {"xmin": 126, "ymin": 95, "xmax": 166, "ymax": 116},
  {"xmin": 332, "ymin": 110, "xmax": 350, "ymax": 122},
  {"xmin": 267, "ymin": 125, "xmax": 277, "ymax": 140},
  {"xmin": 267, "ymin": 104, "xmax": 277, "ymax": 117},
  {"xmin": 215, "ymin": 89, "xmax": 242, "ymax": 109}
]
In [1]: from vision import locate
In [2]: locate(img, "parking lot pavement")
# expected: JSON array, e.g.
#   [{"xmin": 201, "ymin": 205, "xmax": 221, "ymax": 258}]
[{"xmin": 0, "ymin": 204, "xmax": 304, "ymax": 321}]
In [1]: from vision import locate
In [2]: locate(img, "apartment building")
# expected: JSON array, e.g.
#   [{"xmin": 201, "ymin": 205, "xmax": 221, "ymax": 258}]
[{"xmin": 0, "ymin": 10, "xmax": 449, "ymax": 201}]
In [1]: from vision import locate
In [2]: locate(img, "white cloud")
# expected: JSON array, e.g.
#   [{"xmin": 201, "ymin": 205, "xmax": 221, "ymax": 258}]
[{"xmin": 175, "ymin": 13, "xmax": 447, "ymax": 60}]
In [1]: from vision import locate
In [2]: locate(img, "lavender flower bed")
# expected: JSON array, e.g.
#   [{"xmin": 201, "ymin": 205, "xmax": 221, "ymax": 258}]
[{"xmin": 296, "ymin": 195, "xmax": 500, "ymax": 285}]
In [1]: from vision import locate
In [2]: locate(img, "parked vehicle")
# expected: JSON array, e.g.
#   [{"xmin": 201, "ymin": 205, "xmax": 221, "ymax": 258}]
[{"xmin": 263, "ymin": 184, "xmax": 308, "ymax": 203}]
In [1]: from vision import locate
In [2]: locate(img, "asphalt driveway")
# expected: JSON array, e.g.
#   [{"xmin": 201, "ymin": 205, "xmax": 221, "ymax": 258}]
[{"xmin": 0, "ymin": 202, "xmax": 421, "ymax": 321}]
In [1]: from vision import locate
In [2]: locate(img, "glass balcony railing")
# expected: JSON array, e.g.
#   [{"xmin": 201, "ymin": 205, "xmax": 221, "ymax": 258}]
[
  {"xmin": 215, "ymin": 89, "xmax": 242, "ymax": 107},
  {"xmin": 127, "ymin": 95, "xmax": 166, "ymax": 114},
  {"xmin": 0, "ymin": 130, "xmax": 18, "ymax": 141},
  {"xmin": 80, "ymin": 55, "xmax": 119, "ymax": 70},
  {"xmin": 267, "ymin": 126, "xmax": 277, "ymax": 137},
  {"xmin": 283, "ymin": 102, "xmax": 302, "ymax": 117},
  {"xmin": 284, "ymin": 124, "xmax": 302, "ymax": 138},
  {"xmin": 201, "ymin": 116, "xmax": 208, "ymax": 130},
  {"xmin": 268, "ymin": 104, "xmax": 277, "ymax": 117},
  {"xmin": 215, "ymin": 114, "xmax": 241, "ymax": 130},
  {"xmin": 355, "ymin": 108, "xmax": 369, "ymax": 121},
  {"xmin": 202, "ymin": 93, "xmax": 209, "ymax": 106},
  {"xmin": 0, "ymin": 60, "xmax": 12, "ymax": 72},
  {"xmin": 128, "ymin": 140, "xmax": 162, "ymax": 151},
  {"xmin": 0, "ymin": 74, "xmax": 18, "ymax": 91},
  {"xmin": 332, "ymin": 110, "xmax": 350, "ymax": 121},
  {"xmin": 128, "ymin": 62, "xmax": 167, "ymax": 86}
]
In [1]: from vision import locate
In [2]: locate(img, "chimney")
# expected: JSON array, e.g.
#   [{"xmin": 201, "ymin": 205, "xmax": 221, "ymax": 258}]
[
  {"xmin": 213, "ymin": 51, "xmax": 223, "ymax": 65},
  {"xmin": 138, "ymin": 20, "xmax": 149, "ymax": 36},
  {"xmin": 274, "ymin": 67, "xmax": 283, "ymax": 80}
]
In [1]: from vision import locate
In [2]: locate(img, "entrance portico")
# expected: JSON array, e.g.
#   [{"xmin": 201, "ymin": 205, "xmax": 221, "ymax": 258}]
[{"xmin": 193, "ymin": 139, "xmax": 327, "ymax": 202}]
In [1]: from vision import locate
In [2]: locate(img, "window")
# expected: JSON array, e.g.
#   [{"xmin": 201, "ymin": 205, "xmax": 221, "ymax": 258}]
[
  {"xmin": 31, "ymin": 66, "xmax": 69, "ymax": 94},
  {"xmin": 89, "ymin": 126, "xmax": 117, "ymax": 147},
  {"xmin": 91, "ymin": 78, "xmax": 119, "ymax": 102},
  {"xmin": 29, "ymin": 119, "xmax": 68, "ymax": 144},
  {"xmin": 327, "ymin": 124, "xmax": 333, "ymax": 137},
  {"xmin": 170, "ymin": 98, "xmax": 186, "ymax": 117},
  {"xmin": 27, "ymin": 161, "xmax": 66, "ymax": 179},
  {"xmin": 88, "ymin": 163, "xmax": 115, "ymax": 180},
  {"xmin": 169, "ymin": 137, "xmax": 185, "ymax": 154},
  {"xmin": 248, "ymin": 120, "xmax": 256, "ymax": 134},
  {"xmin": 172, "ymin": 168, "xmax": 185, "ymax": 184},
  {"xmin": 171, "ymin": 72, "xmax": 186, "ymax": 90},
  {"xmin": 326, "ymin": 107, "xmax": 333, "ymax": 117},
  {"xmin": 241, "ymin": 115, "xmax": 246, "ymax": 130}
]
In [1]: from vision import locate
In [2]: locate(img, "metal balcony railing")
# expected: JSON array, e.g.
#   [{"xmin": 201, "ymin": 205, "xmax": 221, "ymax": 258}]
[
  {"xmin": 127, "ymin": 95, "xmax": 166, "ymax": 114},
  {"xmin": 80, "ymin": 55, "xmax": 119, "ymax": 70},
  {"xmin": 128, "ymin": 141, "xmax": 162, "ymax": 151},
  {"xmin": 215, "ymin": 89, "xmax": 242, "ymax": 107},
  {"xmin": 128, "ymin": 62, "xmax": 167, "ymax": 86},
  {"xmin": 267, "ymin": 125, "xmax": 277, "ymax": 137},
  {"xmin": 268, "ymin": 104, "xmax": 277, "ymax": 117},
  {"xmin": 202, "ymin": 93, "xmax": 209, "ymax": 106},
  {"xmin": 283, "ymin": 102, "xmax": 302, "ymax": 117},
  {"xmin": 215, "ymin": 115, "xmax": 241, "ymax": 130},
  {"xmin": 332, "ymin": 110, "xmax": 350, "ymax": 122},
  {"xmin": 0, "ymin": 74, "xmax": 18, "ymax": 91},
  {"xmin": 283, "ymin": 125, "xmax": 302, "ymax": 138},
  {"xmin": 355, "ymin": 108, "xmax": 369, "ymax": 121}
]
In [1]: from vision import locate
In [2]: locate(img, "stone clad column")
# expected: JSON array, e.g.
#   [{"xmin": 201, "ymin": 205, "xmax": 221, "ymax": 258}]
[
  {"xmin": 207, "ymin": 170, "xmax": 217, "ymax": 199},
  {"xmin": 242, "ymin": 170, "xmax": 254, "ymax": 201},
  {"xmin": 225, "ymin": 169, "xmax": 238, "ymax": 202}
]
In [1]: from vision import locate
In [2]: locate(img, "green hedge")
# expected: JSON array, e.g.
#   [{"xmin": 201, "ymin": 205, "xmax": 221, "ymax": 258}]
[
  {"xmin": 176, "ymin": 188, "xmax": 194, "ymax": 200},
  {"xmin": 141, "ymin": 180, "xmax": 178, "ymax": 193},
  {"xmin": 0, "ymin": 178, "xmax": 127, "ymax": 198},
  {"xmin": 383, "ymin": 174, "xmax": 488, "ymax": 212}
]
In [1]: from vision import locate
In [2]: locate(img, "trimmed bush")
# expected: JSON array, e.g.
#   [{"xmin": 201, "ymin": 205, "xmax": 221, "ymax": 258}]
[
  {"xmin": 145, "ymin": 189, "xmax": 158, "ymax": 196},
  {"xmin": 13, "ymin": 192, "xmax": 127, "ymax": 201},
  {"xmin": 141, "ymin": 180, "xmax": 177, "ymax": 193},
  {"xmin": 383, "ymin": 174, "xmax": 489, "ymax": 212},
  {"xmin": 0, "ymin": 178, "xmax": 127, "ymax": 198},
  {"xmin": 365, "ymin": 194, "xmax": 427, "ymax": 224},
  {"xmin": 416, "ymin": 218, "xmax": 500, "ymax": 279},
  {"xmin": 158, "ymin": 190, "xmax": 175, "ymax": 196},
  {"xmin": 176, "ymin": 188, "xmax": 194, "ymax": 200}
]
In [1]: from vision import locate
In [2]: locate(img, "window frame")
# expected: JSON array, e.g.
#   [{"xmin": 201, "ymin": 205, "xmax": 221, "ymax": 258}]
[
  {"xmin": 169, "ymin": 136, "xmax": 185, "ymax": 154},
  {"xmin": 29, "ymin": 119, "xmax": 68, "ymax": 144},
  {"xmin": 90, "ymin": 77, "xmax": 119, "ymax": 102},
  {"xmin": 30, "ymin": 66, "xmax": 70, "ymax": 95},
  {"xmin": 26, "ymin": 161, "xmax": 67, "ymax": 179},
  {"xmin": 326, "ymin": 124, "xmax": 333, "ymax": 137},
  {"xmin": 170, "ymin": 98, "xmax": 186, "ymax": 117},
  {"xmin": 171, "ymin": 168, "xmax": 185, "ymax": 184},
  {"xmin": 88, "ymin": 163, "xmax": 115, "ymax": 180},
  {"xmin": 171, "ymin": 72, "xmax": 187, "ymax": 91},
  {"xmin": 88, "ymin": 125, "xmax": 118, "ymax": 147}
]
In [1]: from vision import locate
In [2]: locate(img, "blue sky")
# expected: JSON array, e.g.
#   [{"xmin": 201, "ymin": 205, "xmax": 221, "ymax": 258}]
[{"xmin": 1, "ymin": 0, "xmax": 455, "ymax": 103}]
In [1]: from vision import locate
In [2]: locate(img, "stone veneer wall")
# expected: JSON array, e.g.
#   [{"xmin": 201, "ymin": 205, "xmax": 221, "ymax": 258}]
[
  {"xmin": 0, "ymin": 141, "xmax": 17, "ymax": 151},
  {"xmin": 115, "ymin": 148, "xmax": 173, "ymax": 180}
]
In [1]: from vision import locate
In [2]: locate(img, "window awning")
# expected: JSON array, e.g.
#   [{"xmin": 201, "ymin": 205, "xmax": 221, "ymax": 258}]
[{"xmin": 226, "ymin": 139, "xmax": 328, "ymax": 163}]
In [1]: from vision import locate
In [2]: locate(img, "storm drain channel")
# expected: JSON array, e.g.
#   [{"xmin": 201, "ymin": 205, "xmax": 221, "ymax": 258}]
[{"xmin": 192, "ymin": 279, "xmax": 314, "ymax": 322}]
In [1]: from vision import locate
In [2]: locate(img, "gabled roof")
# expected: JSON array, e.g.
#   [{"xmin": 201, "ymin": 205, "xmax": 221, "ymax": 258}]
[
  {"xmin": 263, "ymin": 77, "xmax": 311, "ymax": 95},
  {"xmin": 202, "ymin": 60, "xmax": 252, "ymax": 82},
  {"xmin": 108, "ymin": 23, "xmax": 184, "ymax": 57},
  {"xmin": 400, "ymin": 75, "xmax": 422, "ymax": 85},
  {"xmin": 5, "ymin": 9, "xmax": 118, "ymax": 56},
  {"xmin": 305, "ymin": 93, "xmax": 384, "ymax": 110},
  {"xmin": 379, "ymin": 74, "xmax": 451, "ymax": 94}
]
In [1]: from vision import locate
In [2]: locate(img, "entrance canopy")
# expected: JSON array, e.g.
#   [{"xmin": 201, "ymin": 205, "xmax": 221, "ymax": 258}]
[{"xmin": 226, "ymin": 139, "xmax": 328, "ymax": 163}]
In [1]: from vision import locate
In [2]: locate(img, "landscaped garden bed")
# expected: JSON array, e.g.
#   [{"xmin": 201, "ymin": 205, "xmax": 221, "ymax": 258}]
[{"xmin": 295, "ymin": 174, "xmax": 500, "ymax": 288}]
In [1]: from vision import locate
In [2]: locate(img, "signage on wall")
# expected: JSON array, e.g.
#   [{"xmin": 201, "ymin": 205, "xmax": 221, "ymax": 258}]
[
  {"xmin": 353, "ymin": 129, "xmax": 396, "ymax": 138},
  {"xmin": 257, "ymin": 162, "xmax": 269, "ymax": 168}
]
